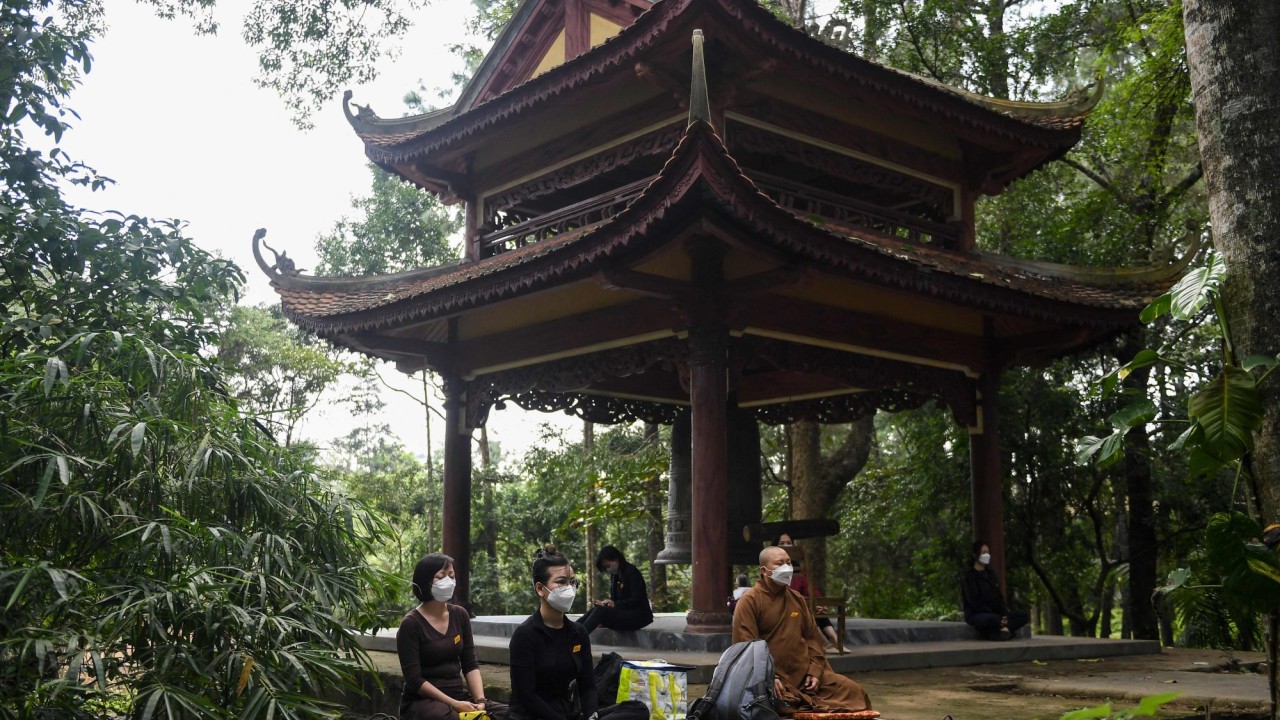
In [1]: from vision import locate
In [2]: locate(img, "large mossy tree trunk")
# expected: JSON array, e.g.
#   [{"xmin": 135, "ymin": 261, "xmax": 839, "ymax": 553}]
[
  {"xmin": 788, "ymin": 416, "xmax": 876, "ymax": 591},
  {"xmin": 1183, "ymin": 2, "xmax": 1280, "ymax": 715}
]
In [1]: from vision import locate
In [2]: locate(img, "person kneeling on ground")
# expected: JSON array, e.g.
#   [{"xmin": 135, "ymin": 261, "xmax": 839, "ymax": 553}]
[
  {"xmin": 961, "ymin": 540, "xmax": 1030, "ymax": 640},
  {"xmin": 732, "ymin": 545, "xmax": 874, "ymax": 714},
  {"xmin": 578, "ymin": 545, "xmax": 654, "ymax": 634}
]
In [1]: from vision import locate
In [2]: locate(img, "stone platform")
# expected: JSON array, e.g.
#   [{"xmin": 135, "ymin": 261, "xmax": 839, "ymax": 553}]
[{"xmin": 355, "ymin": 613, "xmax": 1160, "ymax": 684}]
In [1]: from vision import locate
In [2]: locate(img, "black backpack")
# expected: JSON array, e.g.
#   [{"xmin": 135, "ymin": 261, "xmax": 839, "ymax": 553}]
[
  {"xmin": 687, "ymin": 641, "xmax": 779, "ymax": 720},
  {"xmin": 593, "ymin": 651, "xmax": 626, "ymax": 707}
]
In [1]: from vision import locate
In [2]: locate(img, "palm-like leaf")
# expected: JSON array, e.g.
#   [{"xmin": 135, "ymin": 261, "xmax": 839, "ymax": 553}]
[
  {"xmin": 1187, "ymin": 365, "xmax": 1263, "ymax": 462},
  {"xmin": 1170, "ymin": 254, "xmax": 1224, "ymax": 320}
]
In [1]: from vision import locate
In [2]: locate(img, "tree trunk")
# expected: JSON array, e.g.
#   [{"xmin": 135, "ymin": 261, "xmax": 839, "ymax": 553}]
[
  {"xmin": 584, "ymin": 421, "xmax": 597, "ymax": 603},
  {"xmin": 1124, "ymin": 363, "xmax": 1160, "ymax": 641},
  {"xmin": 1183, "ymin": 5, "xmax": 1280, "ymax": 715},
  {"xmin": 424, "ymin": 370, "xmax": 436, "ymax": 552},
  {"xmin": 789, "ymin": 415, "xmax": 876, "ymax": 593},
  {"xmin": 643, "ymin": 423, "xmax": 667, "ymax": 609},
  {"xmin": 1184, "ymin": 0, "xmax": 1280, "ymax": 521}
]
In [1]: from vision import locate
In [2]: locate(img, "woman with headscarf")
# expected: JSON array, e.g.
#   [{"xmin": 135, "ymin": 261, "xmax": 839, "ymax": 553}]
[{"xmin": 397, "ymin": 553, "xmax": 508, "ymax": 720}]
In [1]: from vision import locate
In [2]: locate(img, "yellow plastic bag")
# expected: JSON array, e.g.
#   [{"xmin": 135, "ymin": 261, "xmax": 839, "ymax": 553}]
[{"xmin": 616, "ymin": 660, "xmax": 695, "ymax": 720}]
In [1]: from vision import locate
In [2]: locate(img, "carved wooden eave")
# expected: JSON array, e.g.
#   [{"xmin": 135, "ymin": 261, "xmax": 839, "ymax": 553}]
[
  {"xmin": 263, "ymin": 121, "xmax": 1178, "ymax": 353},
  {"xmin": 343, "ymin": 0, "xmax": 1098, "ymax": 193}
]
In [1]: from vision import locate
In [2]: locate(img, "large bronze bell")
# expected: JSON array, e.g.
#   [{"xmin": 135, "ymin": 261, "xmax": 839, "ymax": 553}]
[{"xmin": 655, "ymin": 406, "xmax": 762, "ymax": 565}]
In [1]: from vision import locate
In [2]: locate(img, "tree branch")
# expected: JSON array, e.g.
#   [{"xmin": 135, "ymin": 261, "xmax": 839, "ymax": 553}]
[
  {"xmin": 1062, "ymin": 157, "xmax": 1116, "ymax": 194},
  {"xmin": 1158, "ymin": 163, "xmax": 1204, "ymax": 209}
]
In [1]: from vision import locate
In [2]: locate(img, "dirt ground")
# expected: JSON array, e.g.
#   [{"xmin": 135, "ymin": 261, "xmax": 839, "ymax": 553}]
[
  {"xmin": 829, "ymin": 648, "xmax": 1268, "ymax": 720},
  {"xmin": 363, "ymin": 647, "xmax": 1269, "ymax": 720}
]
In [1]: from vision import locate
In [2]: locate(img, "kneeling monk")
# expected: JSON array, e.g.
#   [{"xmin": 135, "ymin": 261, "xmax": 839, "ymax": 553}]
[{"xmin": 732, "ymin": 546, "xmax": 873, "ymax": 714}]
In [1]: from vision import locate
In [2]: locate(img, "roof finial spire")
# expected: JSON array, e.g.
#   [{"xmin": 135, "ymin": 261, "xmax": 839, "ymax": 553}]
[{"xmin": 689, "ymin": 30, "xmax": 711, "ymax": 127}]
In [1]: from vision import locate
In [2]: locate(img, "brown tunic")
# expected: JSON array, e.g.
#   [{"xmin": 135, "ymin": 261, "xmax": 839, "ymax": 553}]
[{"xmin": 732, "ymin": 578, "xmax": 872, "ymax": 712}]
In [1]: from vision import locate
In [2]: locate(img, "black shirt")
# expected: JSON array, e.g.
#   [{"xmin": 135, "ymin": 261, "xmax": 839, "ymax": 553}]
[
  {"xmin": 961, "ymin": 566, "xmax": 1009, "ymax": 620},
  {"xmin": 508, "ymin": 610, "xmax": 597, "ymax": 720},
  {"xmin": 609, "ymin": 561, "xmax": 653, "ymax": 622}
]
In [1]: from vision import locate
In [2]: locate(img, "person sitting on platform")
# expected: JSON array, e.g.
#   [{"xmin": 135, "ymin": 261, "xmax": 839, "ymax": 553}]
[
  {"xmin": 397, "ymin": 553, "xmax": 508, "ymax": 720},
  {"xmin": 733, "ymin": 546, "xmax": 874, "ymax": 714},
  {"xmin": 577, "ymin": 545, "xmax": 654, "ymax": 634},
  {"xmin": 961, "ymin": 540, "xmax": 1030, "ymax": 640},
  {"xmin": 774, "ymin": 532, "xmax": 841, "ymax": 651},
  {"xmin": 508, "ymin": 545, "xmax": 649, "ymax": 720}
]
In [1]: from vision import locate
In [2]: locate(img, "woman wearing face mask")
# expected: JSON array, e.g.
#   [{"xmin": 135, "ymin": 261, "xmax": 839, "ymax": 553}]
[
  {"xmin": 398, "ymin": 553, "xmax": 508, "ymax": 720},
  {"xmin": 508, "ymin": 545, "xmax": 649, "ymax": 720},
  {"xmin": 577, "ymin": 545, "xmax": 653, "ymax": 634},
  {"xmin": 961, "ymin": 540, "xmax": 1030, "ymax": 640}
]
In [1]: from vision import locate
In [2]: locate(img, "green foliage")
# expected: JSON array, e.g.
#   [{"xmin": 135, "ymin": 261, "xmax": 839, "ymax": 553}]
[
  {"xmin": 315, "ymin": 165, "xmax": 461, "ymax": 277},
  {"xmin": 1, "ymin": 334, "xmax": 395, "ymax": 718},
  {"xmin": 217, "ymin": 304, "xmax": 356, "ymax": 446},
  {"xmin": 827, "ymin": 406, "xmax": 972, "ymax": 620},
  {"xmin": 1052, "ymin": 691, "xmax": 1179, "ymax": 719},
  {"xmin": 1, "ymin": 1, "xmax": 396, "ymax": 715},
  {"xmin": 132, "ymin": 0, "xmax": 430, "ymax": 126}
]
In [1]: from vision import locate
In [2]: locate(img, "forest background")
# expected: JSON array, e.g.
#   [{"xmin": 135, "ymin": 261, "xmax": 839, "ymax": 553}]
[{"xmin": 2, "ymin": 0, "xmax": 1278, "ymax": 717}]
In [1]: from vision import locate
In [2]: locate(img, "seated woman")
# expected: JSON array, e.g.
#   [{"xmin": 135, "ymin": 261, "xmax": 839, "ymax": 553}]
[
  {"xmin": 961, "ymin": 540, "xmax": 1030, "ymax": 640},
  {"xmin": 508, "ymin": 545, "xmax": 649, "ymax": 720},
  {"xmin": 397, "ymin": 553, "xmax": 508, "ymax": 720},
  {"xmin": 578, "ymin": 546, "xmax": 653, "ymax": 634}
]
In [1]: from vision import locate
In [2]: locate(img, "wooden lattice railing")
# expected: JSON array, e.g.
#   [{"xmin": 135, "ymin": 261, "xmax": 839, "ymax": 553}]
[{"xmin": 478, "ymin": 170, "xmax": 960, "ymax": 257}]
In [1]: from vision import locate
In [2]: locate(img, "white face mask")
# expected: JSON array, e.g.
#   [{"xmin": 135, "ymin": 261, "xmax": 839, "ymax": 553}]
[
  {"xmin": 431, "ymin": 576, "xmax": 456, "ymax": 602},
  {"xmin": 978, "ymin": 553, "xmax": 991, "ymax": 566},
  {"xmin": 546, "ymin": 584, "xmax": 577, "ymax": 613},
  {"xmin": 767, "ymin": 563, "xmax": 794, "ymax": 586}
]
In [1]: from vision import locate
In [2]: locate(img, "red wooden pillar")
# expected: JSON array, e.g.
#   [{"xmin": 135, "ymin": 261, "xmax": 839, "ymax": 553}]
[
  {"xmin": 969, "ymin": 369, "xmax": 1006, "ymax": 590},
  {"xmin": 442, "ymin": 375, "xmax": 473, "ymax": 608},
  {"xmin": 685, "ymin": 240, "xmax": 732, "ymax": 632}
]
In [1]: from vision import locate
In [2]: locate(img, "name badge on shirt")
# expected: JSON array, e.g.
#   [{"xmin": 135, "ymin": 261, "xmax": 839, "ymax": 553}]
[
  {"xmin": 454, "ymin": 634, "xmax": 462, "ymax": 645},
  {"xmin": 572, "ymin": 644, "xmax": 582, "ymax": 653}
]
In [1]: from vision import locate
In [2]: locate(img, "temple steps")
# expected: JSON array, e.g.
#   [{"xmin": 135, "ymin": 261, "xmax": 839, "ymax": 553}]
[{"xmin": 355, "ymin": 613, "xmax": 1159, "ymax": 684}]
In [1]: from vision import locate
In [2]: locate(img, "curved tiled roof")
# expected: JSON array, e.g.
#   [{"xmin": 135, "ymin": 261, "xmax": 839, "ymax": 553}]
[
  {"xmin": 343, "ymin": 0, "xmax": 1099, "ymax": 167},
  {"xmin": 266, "ymin": 121, "xmax": 1178, "ymax": 336}
]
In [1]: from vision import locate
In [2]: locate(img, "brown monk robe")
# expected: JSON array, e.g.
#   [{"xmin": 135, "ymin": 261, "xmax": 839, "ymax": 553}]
[{"xmin": 732, "ymin": 547, "xmax": 872, "ymax": 713}]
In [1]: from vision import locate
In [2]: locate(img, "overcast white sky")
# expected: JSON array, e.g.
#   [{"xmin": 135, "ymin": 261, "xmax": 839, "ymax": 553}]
[{"xmin": 61, "ymin": 0, "xmax": 580, "ymax": 459}]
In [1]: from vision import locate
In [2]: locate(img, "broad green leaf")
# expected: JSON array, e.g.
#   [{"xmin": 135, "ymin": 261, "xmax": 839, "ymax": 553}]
[
  {"xmin": 1132, "ymin": 692, "xmax": 1181, "ymax": 715},
  {"xmin": 1206, "ymin": 512, "xmax": 1280, "ymax": 611},
  {"xmin": 1116, "ymin": 349, "xmax": 1161, "ymax": 383},
  {"xmin": 1170, "ymin": 255, "xmax": 1224, "ymax": 320},
  {"xmin": 1187, "ymin": 366, "xmax": 1263, "ymax": 462},
  {"xmin": 1167, "ymin": 423, "xmax": 1196, "ymax": 451},
  {"xmin": 1076, "ymin": 430, "xmax": 1126, "ymax": 469},
  {"xmin": 1186, "ymin": 448, "xmax": 1226, "ymax": 480},
  {"xmin": 1161, "ymin": 567, "xmax": 1192, "ymax": 592},
  {"xmin": 1243, "ymin": 354, "xmax": 1280, "ymax": 372},
  {"xmin": 1246, "ymin": 557, "xmax": 1280, "ymax": 587},
  {"xmin": 1110, "ymin": 398, "xmax": 1157, "ymax": 430},
  {"xmin": 1139, "ymin": 293, "xmax": 1171, "ymax": 323}
]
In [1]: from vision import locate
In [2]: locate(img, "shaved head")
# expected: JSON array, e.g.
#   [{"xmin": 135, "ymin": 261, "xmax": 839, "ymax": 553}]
[{"xmin": 759, "ymin": 545, "xmax": 787, "ymax": 566}]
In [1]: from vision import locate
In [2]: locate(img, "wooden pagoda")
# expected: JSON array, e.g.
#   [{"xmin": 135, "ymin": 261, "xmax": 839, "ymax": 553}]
[{"xmin": 256, "ymin": 0, "xmax": 1187, "ymax": 631}]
